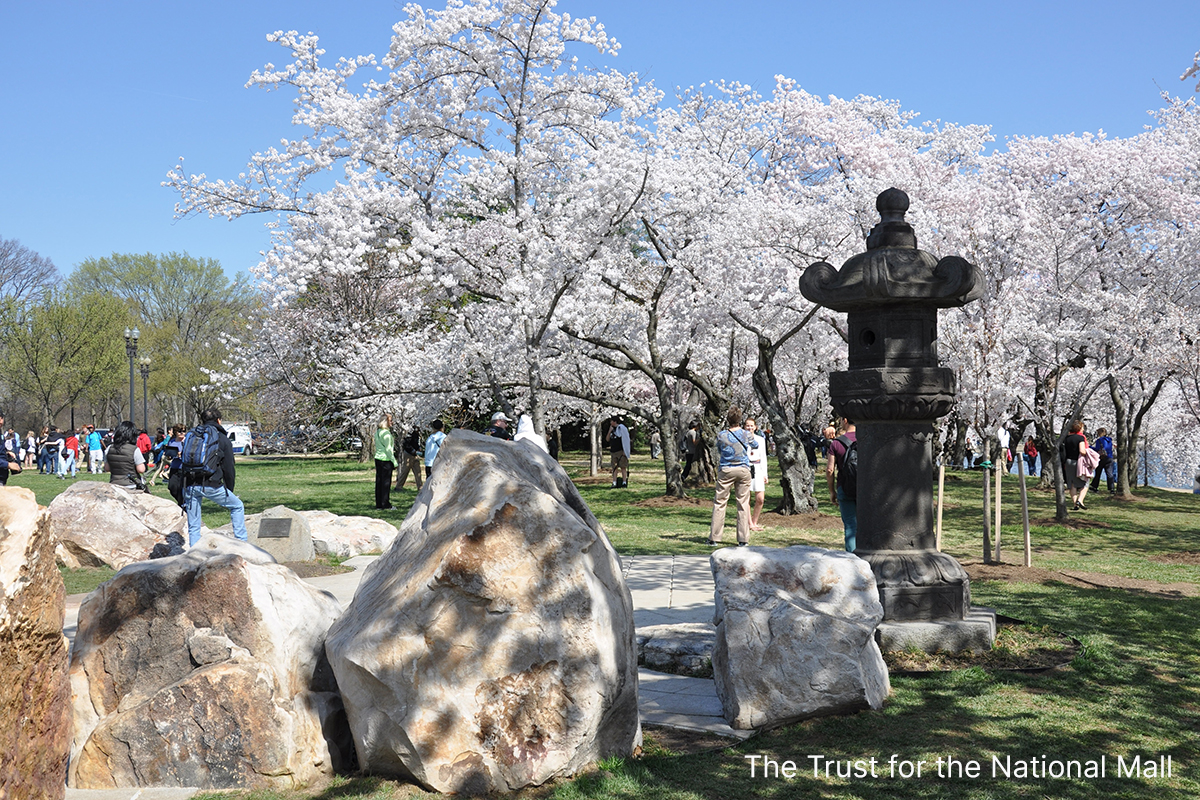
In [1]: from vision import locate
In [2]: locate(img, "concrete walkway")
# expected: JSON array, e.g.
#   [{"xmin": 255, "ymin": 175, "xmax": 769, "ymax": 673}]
[{"xmin": 63, "ymin": 552, "xmax": 743, "ymax": 799}]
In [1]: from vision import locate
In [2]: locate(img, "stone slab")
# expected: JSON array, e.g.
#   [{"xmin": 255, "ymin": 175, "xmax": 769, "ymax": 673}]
[
  {"xmin": 637, "ymin": 622, "xmax": 715, "ymax": 676},
  {"xmin": 875, "ymin": 607, "xmax": 998, "ymax": 654}
]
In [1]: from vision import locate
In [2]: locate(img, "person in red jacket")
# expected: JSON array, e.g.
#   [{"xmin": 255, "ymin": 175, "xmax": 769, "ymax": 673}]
[
  {"xmin": 59, "ymin": 430, "xmax": 80, "ymax": 478},
  {"xmin": 1023, "ymin": 436, "xmax": 1039, "ymax": 476},
  {"xmin": 136, "ymin": 429, "xmax": 154, "ymax": 467}
]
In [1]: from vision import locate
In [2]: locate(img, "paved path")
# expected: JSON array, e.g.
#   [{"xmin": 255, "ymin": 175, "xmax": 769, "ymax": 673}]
[{"xmin": 63, "ymin": 552, "xmax": 742, "ymax": 799}]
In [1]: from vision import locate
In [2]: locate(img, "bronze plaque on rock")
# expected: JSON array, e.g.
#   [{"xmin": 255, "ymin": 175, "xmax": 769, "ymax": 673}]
[{"xmin": 258, "ymin": 518, "xmax": 293, "ymax": 539}]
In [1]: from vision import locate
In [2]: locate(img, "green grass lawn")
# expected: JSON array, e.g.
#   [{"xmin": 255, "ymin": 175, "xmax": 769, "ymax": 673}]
[{"xmin": 28, "ymin": 452, "xmax": 1200, "ymax": 799}]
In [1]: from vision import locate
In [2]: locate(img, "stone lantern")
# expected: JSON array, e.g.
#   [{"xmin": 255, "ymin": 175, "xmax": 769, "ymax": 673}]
[{"xmin": 801, "ymin": 188, "xmax": 995, "ymax": 651}]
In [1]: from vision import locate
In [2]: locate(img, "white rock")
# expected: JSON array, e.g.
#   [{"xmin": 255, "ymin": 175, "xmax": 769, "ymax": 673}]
[
  {"xmin": 711, "ymin": 546, "xmax": 890, "ymax": 730},
  {"xmin": 326, "ymin": 429, "xmax": 640, "ymax": 795},
  {"xmin": 67, "ymin": 542, "xmax": 351, "ymax": 790},
  {"xmin": 188, "ymin": 532, "xmax": 277, "ymax": 564},
  {"xmin": 301, "ymin": 510, "xmax": 398, "ymax": 558},
  {"xmin": 49, "ymin": 482, "xmax": 186, "ymax": 569}
]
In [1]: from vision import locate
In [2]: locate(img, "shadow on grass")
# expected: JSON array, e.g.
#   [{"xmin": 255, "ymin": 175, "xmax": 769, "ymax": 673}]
[{"xmin": 558, "ymin": 580, "xmax": 1200, "ymax": 800}]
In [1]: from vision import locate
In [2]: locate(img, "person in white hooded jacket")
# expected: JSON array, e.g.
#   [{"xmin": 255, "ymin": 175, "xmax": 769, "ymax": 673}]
[{"xmin": 513, "ymin": 413, "xmax": 549, "ymax": 453}]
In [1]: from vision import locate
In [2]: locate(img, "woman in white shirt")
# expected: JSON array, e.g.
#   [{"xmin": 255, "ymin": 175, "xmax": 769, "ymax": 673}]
[{"xmin": 745, "ymin": 417, "xmax": 768, "ymax": 531}]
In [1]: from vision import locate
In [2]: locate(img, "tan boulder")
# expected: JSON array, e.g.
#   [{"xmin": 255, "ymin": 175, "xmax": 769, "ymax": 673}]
[
  {"xmin": 49, "ymin": 481, "xmax": 185, "ymax": 569},
  {"xmin": 326, "ymin": 430, "xmax": 640, "ymax": 794},
  {"xmin": 301, "ymin": 510, "xmax": 398, "ymax": 558},
  {"xmin": 68, "ymin": 535, "xmax": 353, "ymax": 791},
  {"xmin": 0, "ymin": 487, "xmax": 71, "ymax": 800}
]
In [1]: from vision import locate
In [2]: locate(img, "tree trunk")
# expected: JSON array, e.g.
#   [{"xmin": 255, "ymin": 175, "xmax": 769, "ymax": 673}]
[
  {"xmin": 659, "ymin": 416, "xmax": 685, "ymax": 498},
  {"xmin": 951, "ymin": 417, "xmax": 969, "ymax": 470},
  {"xmin": 589, "ymin": 406, "xmax": 601, "ymax": 477},
  {"xmin": 1109, "ymin": 374, "xmax": 1134, "ymax": 499},
  {"xmin": 745, "ymin": 318, "xmax": 818, "ymax": 514}
]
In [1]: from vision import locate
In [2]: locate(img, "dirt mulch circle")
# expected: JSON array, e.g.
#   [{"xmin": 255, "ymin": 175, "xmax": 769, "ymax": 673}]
[
  {"xmin": 282, "ymin": 561, "xmax": 355, "ymax": 578},
  {"xmin": 964, "ymin": 561, "xmax": 1199, "ymax": 598},
  {"xmin": 758, "ymin": 511, "xmax": 844, "ymax": 530},
  {"xmin": 1028, "ymin": 516, "xmax": 1112, "ymax": 529},
  {"xmin": 634, "ymin": 494, "xmax": 711, "ymax": 508},
  {"xmin": 632, "ymin": 496, "xmax": 844, "ymax": 532},
  {"xmin": 1151, "ymin": 550, "xmax": 1200, "ymax": 565}
]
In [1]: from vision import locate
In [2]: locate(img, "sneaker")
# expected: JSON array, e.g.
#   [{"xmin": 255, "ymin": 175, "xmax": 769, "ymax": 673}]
[
  {"xmin": 706, "ymin": 539, "xmax": 721, "ymax": 547},
  {"xmin": 737, "ymin": 542, "xmax": 748, "ymax": 547}
]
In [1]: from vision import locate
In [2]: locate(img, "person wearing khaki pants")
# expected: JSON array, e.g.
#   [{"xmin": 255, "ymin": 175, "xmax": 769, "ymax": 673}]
[{"xmin": 709, "ymin": 405, "xmax": 757, "ymax": 546}]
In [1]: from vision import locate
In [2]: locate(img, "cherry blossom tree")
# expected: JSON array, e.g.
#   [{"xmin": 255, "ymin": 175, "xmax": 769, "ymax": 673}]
[{"xmin": 169, "ymin": 0, "xmax": 656, "ymax": 432}]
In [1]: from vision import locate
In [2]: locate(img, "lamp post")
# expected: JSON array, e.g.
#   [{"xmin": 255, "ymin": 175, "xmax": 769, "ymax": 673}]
[
  {"xmin": 124, "ymin": 327, "xmax": 139, "ymax": 422},
  {"xmin": 138, "ymin": 357, "xmax": 151, "ymax": 432}
]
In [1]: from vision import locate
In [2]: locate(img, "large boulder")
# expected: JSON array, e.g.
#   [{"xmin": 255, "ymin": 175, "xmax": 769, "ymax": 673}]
[
  {"xmin": 326, "ymin": 430, "xmax": 640, "ymax": 795},
  {"xmin": 49, "ymin": 481, "xmax": 186, "ymax": 569},
  {"xmin": 67, "ymin": 533, "xmax": 352, "ymax": 791},
  {"xmin": 711, "ymin": 546, "xmax": 890, "ymax": 730},
  {"xmin": 301, "ymin": 510, "xmax": 398, "ymax": 558},
  {"xmin": 0, "ymin": 487, "xmax": 71, "ymax": 800}
]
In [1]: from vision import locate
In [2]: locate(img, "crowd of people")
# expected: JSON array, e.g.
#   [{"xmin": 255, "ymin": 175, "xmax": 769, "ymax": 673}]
[
  {"xmin": 0, "ymin": 420, "xmax": 193, "ymax": 484},
  {"xmin": 372, "ymin": 410, "xmax": 549, "ymax": 510},
  {"xmin": 9, "ymin": 404, "xmax": 1125, "ymax": 557}
]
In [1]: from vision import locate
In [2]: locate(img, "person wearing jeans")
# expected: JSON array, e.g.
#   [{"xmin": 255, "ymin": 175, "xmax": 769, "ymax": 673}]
[
  {"xmin": 826, "ymin": 417, "xmax": 858, "ymax": 552},
  {"xmin": 183, "ymin": 408, "xmax": 248, "ymax": 546}
]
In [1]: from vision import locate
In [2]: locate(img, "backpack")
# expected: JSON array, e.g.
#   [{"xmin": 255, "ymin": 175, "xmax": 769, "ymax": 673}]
[
  {"xmin": 835, "ymin": 434, "xmax": 858, "ymax": 500},
  {"xmin": 180, "ymin": 424, "xmax": 223, "ymax": 482}
]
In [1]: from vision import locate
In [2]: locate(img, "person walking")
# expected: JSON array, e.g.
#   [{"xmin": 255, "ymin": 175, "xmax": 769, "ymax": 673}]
[
  {"xmin": 85, "ymin": 425, "xmax": 103, "ymax": 473},
  {"xmin": 1090, "ymin": 427, "xmax": 1116, "ymax": 495},
  {"xmin": 708, "ymin": 406, "xmax": 757, "ymax": 546},
  {"xmin": 1061, "ymin": 420, "xmax": 1091, "ymax": 510},
  {"xmin": 606, "ymin": 416, "xmax": 631, "ymax": 488},
  {"xmin": 745, "ymin": 416, "xmax": 768, "ymax": 531},
  {"xmin": 827, "ymin": 417, "xmax": 858, "ymax": 552},
  {"xmin": 395, "ymin": 427, "xmax": 424, "ymax": 492},
  {"xmin": 181, "ymin": 409, "xmax": 249, "ymax": 546},
  {"xmin": 59, "ymin": 429, "xmax": 79, "ymax": 478},
  {"xmin": 374, "ymin": 414, "xmax": 398, "ymax": 510}
]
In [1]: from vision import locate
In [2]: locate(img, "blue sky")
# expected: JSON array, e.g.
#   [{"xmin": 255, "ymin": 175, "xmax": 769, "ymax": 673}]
[{"xmin": 2, "ymin": 0, "xmax": 1197, "ymax": 282}]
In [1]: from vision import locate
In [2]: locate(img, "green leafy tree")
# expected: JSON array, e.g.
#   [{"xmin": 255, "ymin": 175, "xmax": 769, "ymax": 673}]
[
  {"xmin": 67, "ymin": 252, "xmax": 256, "ymax": 420},
  {"xmin": 0, "ymin": 292, "xmax": 129, "ymax": 425}
]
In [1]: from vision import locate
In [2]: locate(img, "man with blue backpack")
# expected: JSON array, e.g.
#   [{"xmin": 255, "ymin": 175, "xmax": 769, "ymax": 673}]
[{"xmin": 181, "ymin": 408, "xmax": 248, "ymax": 547}]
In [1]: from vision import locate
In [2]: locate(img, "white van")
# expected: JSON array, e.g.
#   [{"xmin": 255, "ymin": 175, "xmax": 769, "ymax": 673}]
[{"xmin": 226, "ymin": 424, "xmax": 254, "ymax": 455}]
